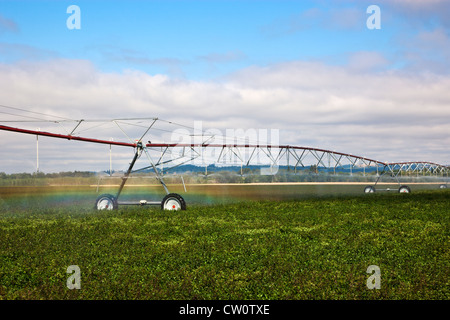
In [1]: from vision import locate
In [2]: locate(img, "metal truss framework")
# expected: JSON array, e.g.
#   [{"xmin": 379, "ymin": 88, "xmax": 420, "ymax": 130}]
[{"xmin": 145, "ymin": 143, "xmax": 450, "ymax": 178}]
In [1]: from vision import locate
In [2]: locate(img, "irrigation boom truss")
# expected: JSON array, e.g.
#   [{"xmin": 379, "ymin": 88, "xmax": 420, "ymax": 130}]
[{"xmin": 0, "ymin": 120, "xmax": 448, "ymax": 210}]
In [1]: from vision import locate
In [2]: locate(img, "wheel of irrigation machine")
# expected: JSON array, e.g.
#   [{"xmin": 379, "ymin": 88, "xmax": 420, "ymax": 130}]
[
  {"xmin": 95, "ymin": 194, "xmax": 118, "ymax": 210},
  {"xmin": 398, "ymin": 185, "xmax": 411, "ymax": 193},
  {"xmin": 364, "ymin": 186, "xmax": 376, "ymax": 193},
  {"xmin": 161, "ymin": 193, "xmax": 186, "ymax": 211}
]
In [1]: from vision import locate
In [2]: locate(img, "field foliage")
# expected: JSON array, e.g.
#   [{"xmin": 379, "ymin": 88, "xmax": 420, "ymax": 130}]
[{"xmin": 0, "ymin": 190, "xmax": 449, "ymax": 299}]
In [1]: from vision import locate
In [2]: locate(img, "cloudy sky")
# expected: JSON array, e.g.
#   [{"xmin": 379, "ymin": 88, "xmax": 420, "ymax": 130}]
[{"xmin": 0, "ymin": 0, "xmax": 449, "ymax": 173}]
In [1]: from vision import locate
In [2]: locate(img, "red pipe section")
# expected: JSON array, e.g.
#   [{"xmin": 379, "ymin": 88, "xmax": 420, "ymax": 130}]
[{"xmin": 0, "ymin": 124, "xmax": 136, "ymax": 148}]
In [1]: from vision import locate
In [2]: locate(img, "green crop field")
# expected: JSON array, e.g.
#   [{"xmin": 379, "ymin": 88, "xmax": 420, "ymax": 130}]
[{"xmin": 0, "ymin": 188, "xmax": 449, "ymax": 300}]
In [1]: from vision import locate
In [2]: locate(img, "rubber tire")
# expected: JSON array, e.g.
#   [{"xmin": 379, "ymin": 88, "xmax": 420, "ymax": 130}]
[
  {"xmin": 364, "ymin": 186, "xmax": 375, "ymax": 193},
  {"xmin": 161, "ymin": 193, "xmax": 186, "ymax": 211},
  {"xmin": 398, "ymin": 185, "xmax": 411, "ymax": 193},
  {"xmin": 95, "ymin": 194, "xmax": 118, "ymax": 210}
]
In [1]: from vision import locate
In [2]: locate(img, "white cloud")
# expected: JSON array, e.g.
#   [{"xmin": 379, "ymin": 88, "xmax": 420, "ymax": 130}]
[
  {"xmin": 0, "ymin": 42, "xmax": 57, "ymax": 62},
  {"xmin": 0, "ymin": 58, "xmax": 449, "ymax": 173},
  {"xmin": 261, "ymin": 6, "xmax": 364, "ymax": 38},
  {"xmin": 197, "ymin": 51, "xmax": 247, "ymax": 64},
  {"xmin": 389, "ymin": 0, "xmax": 447, "ymax": 6},
  {"xmin": 0, "ymin": 15, "xmax": 19, "ymax": 35},
  {"xmin": 346, "ymin": 51, "xmax": 389, "ymax": 72}
]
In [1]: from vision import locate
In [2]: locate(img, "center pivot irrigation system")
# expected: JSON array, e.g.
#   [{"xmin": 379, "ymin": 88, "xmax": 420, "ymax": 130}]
[{"xmin": 0, "ymin": 107, "xmax": 449, "ymax": 211}]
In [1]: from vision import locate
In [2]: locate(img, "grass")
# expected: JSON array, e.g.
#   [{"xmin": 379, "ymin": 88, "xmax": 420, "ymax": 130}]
[{"xmin": 0, "ymin": 190, "xmax": 449, "ymax": 300}]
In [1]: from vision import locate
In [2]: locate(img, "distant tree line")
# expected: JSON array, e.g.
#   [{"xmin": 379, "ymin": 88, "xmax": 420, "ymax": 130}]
[
  {"xmin": 0, "ymin": 171, "xmax": 96, "ymax": 180},
  {"xmin": 0, "ymin": 166, "xmax": 442, "ymax": 187}
]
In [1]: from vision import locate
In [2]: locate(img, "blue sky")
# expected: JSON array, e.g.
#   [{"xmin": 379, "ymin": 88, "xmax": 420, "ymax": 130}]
[
  {"xmin": 0, "ymin": 0, "xmax": 450, "ymax": 172},
  {"xmin": 0, "ymin": 0, "xmax": 401, "ymax": 78},
  {"xmin": 1, "ymin": 0, "xmax": 448, "ymax": 77}
]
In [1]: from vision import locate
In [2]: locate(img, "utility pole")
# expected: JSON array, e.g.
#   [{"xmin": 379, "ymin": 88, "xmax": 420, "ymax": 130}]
[
  {"xmin": 110, "ymin": 138, "xmax": 113, "ymax": 177},
  {"xmin": 36, "ymin": 128, "xmax": 40, "ymax": 173}
]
